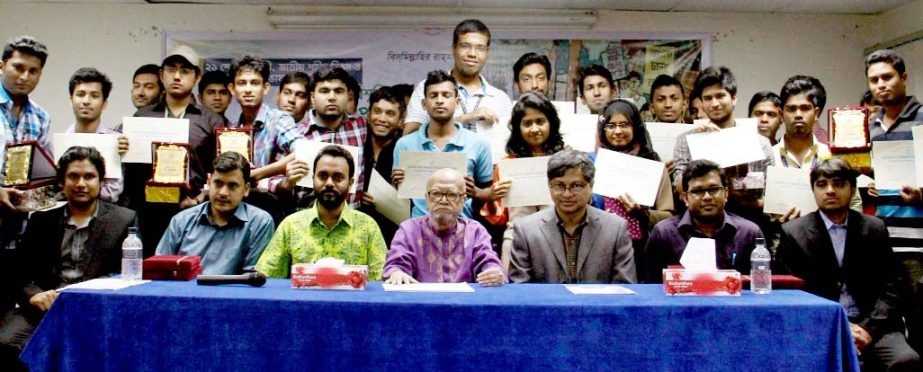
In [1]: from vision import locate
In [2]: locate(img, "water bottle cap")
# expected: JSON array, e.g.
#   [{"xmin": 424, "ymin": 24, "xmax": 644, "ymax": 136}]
[
  {"xmin": 128, "ymin": 226, "xmax": 138, "ymax": 234},
  {"xmin": 755, "ymin": 237, "xmax": 765, "ymax": 246}
]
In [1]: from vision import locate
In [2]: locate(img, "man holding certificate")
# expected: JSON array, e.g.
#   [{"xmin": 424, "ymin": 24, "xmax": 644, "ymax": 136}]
[
  {"xmin": 864, "ymin": 50, "xmax": 923, "ymax": 252},
  {"xmin": 392, "ymin": 70, "xmax": 496, "ymax": 219}
]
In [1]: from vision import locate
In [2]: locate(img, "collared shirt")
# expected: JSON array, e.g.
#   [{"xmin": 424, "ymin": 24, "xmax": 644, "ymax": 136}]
[
  {"xmin": 818, "ymin": 211, "xmax": 860, "ymax": 317},
  {"xmin": 870, "ymin": 96, "xmax": 923, "ymax": 249},
  {"xmin": 0, "ymin": 84, "xmax": 52, "ymax": 152},
  {"xmin": 255, "ymin": 204, "xmax": 386, "ymax": 279},
  {"xmin": 65, "ymin": 123, "xmax": 123, "ymax": 203},
  {"xmin": 554, "ymin": 211, "xmax": 590, "ymax": 283},
  {"xmin": 59, "ymin": 202, "xmax": 100, "ymax": 285},
  {"xmin": 290, "ymin": 109, "xmax": 368, "ymax": 208},
  {"xmin": 383, "ymin": 215, "xmax": 502, "ymax": 283},
  {"xmin": 644, "ymin": 211, "xmax": 764, "ymax": 283},
  {"xmin": 234, "ymin": 104, "xmax": 301, "ymax": 168},
  {"xmin": 155, "ymin": 202, "xmax": 275, "ymax": 275},
  {"xmin": 404, "ymin": 75, "xmax": 513, "ymax": 132},
  {"xmin": 671, "ymin": 120, "xmax": 774, "ymax": 187},
  {"xmin": 771, "ymin": 137, "xmax": 829, "ymax": 169},
  {"xmin": 392, "ymin": 121, "xmax": 493, "ymax": 217}
]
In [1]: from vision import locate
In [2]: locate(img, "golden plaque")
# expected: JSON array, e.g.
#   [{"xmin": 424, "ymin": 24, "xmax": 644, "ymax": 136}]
[
  {"xmin": 216, "ymin": 128, "xmax": 253, "ymax": 161},
  {"xmin": 145, "ymin": 142, "xmax": 190, "ymax": 203},
  {"xmin": 3, "ymin": 141, "xmax": 56, "ymax": 188},
  {"xmin": 828, "ymin": 106, "xmax": 870, "ymax": 152}
]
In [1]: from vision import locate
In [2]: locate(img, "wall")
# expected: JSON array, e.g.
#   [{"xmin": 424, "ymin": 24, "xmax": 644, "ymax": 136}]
[
  {"xmin": 0, "ymin": 3, "xmax": 888, "ymax": 133},
  {"xmin": 876, "ymin": 0, "xmax": 923, "ymax": 101}
]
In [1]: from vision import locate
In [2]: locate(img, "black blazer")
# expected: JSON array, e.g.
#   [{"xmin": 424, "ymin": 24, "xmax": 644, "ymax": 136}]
[
  {"xmin": 16, "ymin": 201, "xmax": 136, "ymax": 306},
  {"xmin": 777, "ymin": 210, "xmax": 909, "ymax": 340}
]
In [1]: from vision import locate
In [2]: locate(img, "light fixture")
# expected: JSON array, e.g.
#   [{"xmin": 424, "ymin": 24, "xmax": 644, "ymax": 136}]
[{"xmin": 267, "ymin": 6, "xmax": 598, "ymax": 31}]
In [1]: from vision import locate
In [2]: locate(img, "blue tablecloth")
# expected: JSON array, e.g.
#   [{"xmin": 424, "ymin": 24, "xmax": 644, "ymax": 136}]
[{"xmin": 21, "ymin": 280, "xmax": 859, "ymax": 371}]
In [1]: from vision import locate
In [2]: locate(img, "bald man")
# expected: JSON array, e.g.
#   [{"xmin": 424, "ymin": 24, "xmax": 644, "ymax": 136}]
[{"xmin": 383, "ymin": 168, "xmax": 505, "ymax": 286}]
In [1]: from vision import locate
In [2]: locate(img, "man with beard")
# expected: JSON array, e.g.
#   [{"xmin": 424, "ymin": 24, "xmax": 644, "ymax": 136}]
[
  {"xmin": 155, "ymin": 152, "xmax": 274, "ymax": 275},
  {"xmin": 392, "ymin": 70, "xmax": 496, "ymax": 219},
  {"xmin": 256, "ymin": 146, "xmax": 386, "ymax": 279},
  {"xmin": 513, "ymin": 52, "xmax": 551, "ymax": 98},
  {"xmin": 577, "ymin": 64, "xmax": 615, "ymax": 115},
  {"xmin": 403, "ymin": 19, "xmax": 512, "ymax": 135},
  {"xmin": 510, "ymin": 149, "xmax": 636, "ymax": 284},
  {"xmin": 359, "ymin": 87, "xmax": 404, "ymax": 243},
  {"xmin": 383, "ymin": 168, "xmax": 505, "ymax": 285},
  {"xmin": 0, "ymin": 147, "xmax": 136, "ymax": 370},
  {"xmin": 777, "ymin": 159, "xmax": 920, "ymax": 371},
  {"xmin": 276, "ymin": 67, "xmax": 367, "ymax": 209},
  {"xmin": 130, "ymin": 64, "xmax": 163, "ymax": 109},
  {"xmin": 644, "ymin": 160, "xmax": 763, "ymax": 283},
  {"xmin": 649, "ymin": 74, "xmax": 688, "ymax": 124}
]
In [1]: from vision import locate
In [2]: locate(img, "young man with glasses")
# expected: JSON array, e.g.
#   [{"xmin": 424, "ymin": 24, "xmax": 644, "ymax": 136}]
[
  {"xmin": 383, "ymin": 168, "xmax": 504, "ymax": 286},
  {"xmin": 509, "ymin": 149, "xmax": 636, "ymax": 284},
  {"xmin": 643, "ymin": 159, "xmax": 764, "ymax": 283}
]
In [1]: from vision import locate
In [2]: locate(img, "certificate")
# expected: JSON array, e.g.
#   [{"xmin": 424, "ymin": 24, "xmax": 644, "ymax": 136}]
[
  {"xmin": 559, "ymin": 114, "xmax": 598, "ymax": 152},
  {"xmin": 121, "ymin": 117, "xmax": 189, "ymax": 163},
  {"xmin": 913, "ymin": 126, "xmax": 923, "ymax": 186},
  {"xmin": 552, "ymin": 101, "xmax": 575, "ymax": 115},
  {"xmin": 763, "ymin": 166, "xmax": 818, "ymax": 215},
  {"xmin": 53, "ymin": 133, "xmax": 122, "ymax": 179},
  {"xmin": 829, "ymin": 107, "xmax": 869, "ymax": 150},
  {"xmin": 686, "ymin": 126, "xmax": 766, "ymax": 168},
  {"xmin": 693, "ymin": 117, "xmax": 758, "ymax": 133},
  {"xmin": 592, "ymin": 148, "xmax": 664, "ymax": 207},
  {"xmin": 871, "ymin": 140, "xmax": 915, "ymax": 189},
  {"xmin": 366, "ymin": 170, "xmax": 410, "ymax": 225},
  {"xmin": 292, "ymin": 140, "xmax": 361, "ymax": 192},
  {"xmin": 397, "ymin": 151, "xmax": 467, "ymax": 199},
  {"xmin": 498, "ymin": 156, "xmax": 553, "ymax": 208},
  {"xmin": 476, "ymin": 117, "xmax": 509, "ymax": 164},
  {"xmin": 645, "ymin": 122, "xmax": 691, "ymax": 161}
]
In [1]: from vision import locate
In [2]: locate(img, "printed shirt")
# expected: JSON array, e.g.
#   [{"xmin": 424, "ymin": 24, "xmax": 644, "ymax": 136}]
[{"xmin": 0, "ymin": 84, "xmax": 51, "ymax": 152}]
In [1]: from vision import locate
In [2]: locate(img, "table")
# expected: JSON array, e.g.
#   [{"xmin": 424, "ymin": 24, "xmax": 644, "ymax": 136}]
[{"xmin": 21, "ymin": 280, "xmax": 859, "ymax": 371}]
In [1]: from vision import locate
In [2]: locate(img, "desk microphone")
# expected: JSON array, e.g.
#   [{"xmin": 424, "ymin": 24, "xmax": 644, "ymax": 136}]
[{"xmin": 196, "ymin": 272, "xmax": 267, "ymax": 287}]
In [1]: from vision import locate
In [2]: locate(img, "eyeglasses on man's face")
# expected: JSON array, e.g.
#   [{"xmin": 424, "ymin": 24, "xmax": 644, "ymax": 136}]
[{"xmin": 687, "ymin": 186, "xmax": 725, "ymax": 199}]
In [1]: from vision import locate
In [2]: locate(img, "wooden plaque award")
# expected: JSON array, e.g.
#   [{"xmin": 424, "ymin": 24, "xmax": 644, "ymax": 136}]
[
  {"xmin": 828, "ymin": 107, "xmax": 870, "ymax": 153},
  {"xmin": 216, "ymin": 127, "xmax": 253, "ymax": 161},
  {"xmin": 145, "ymin": 142, "xmax": 191, "ymax": 203},
  {"xmin": 3, "ymin": 141, "xmax": 58, "ymax": 210}
]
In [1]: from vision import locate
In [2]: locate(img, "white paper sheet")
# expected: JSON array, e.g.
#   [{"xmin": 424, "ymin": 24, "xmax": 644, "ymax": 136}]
[
  {"xmin": 498, "ymin": 156, "xmax": 553, "ymax": 208},
  {"xmin": 763, "ymin": 166, "xmax": 818, "ymax": 215},
  {"xmin": 476, "ymin": 117, "xmax": 510, "ymax": 164},
  {"xmin": 552, "ymin": 101, "xmax": 575, "ymax": 116},
  {"xmin": 559, "ymin": 114, "xmax": 598, "ymax": 152},
  {"xmin": 563, "ymin": 284, "xmax": 636, "ymax": 295},
  {"xmin": 397, "ymin": 151, "xmax": 467, "ymax": 199},
  {"xmin": 871, "ymin": 140, "xmax": 915, "ymax": 190},
  {"xmin": 53, "ymin": 133, "xmax": 122, "ymax": 179},
  {"xmin": 367, "ymin": 169, "xmax": 410, "ymax": 224},
  {"xmin": 645, "ymin": 122, "xmax": 692, "ymax": 162},
  {"xmin": 680, "ymin": 237, "xmax": 717, "ymax": 271},
  {"xmin": 382, "ymin": 282, "xmax": 474, "ymax": 292},
  {"xmin": 686, "ymin": 126, "xmax": 766, "ymax": 168},
  {"xmin": 59, "ymin": 278, "xmax": 151, "ymax": 291},
  {"xmin": 592, "ymin": 148, "xmax": 664, "ymax": 207},
  {"xmin": 292, "ymin": 140, "xmax": 361, "ymax": 192},
  {"xmin": 913, "ymin": 126, "xmax": 923, "ymax": 186},
  {"xmin": 120, "ymin": 117, "xmax": 189, "ymax": 163},
  {"xmin": 857, "ymin": 174, "xmax": 874, "ymax": 188}
]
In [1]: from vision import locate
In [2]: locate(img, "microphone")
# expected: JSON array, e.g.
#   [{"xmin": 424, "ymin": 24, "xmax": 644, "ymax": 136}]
[{"xmin": 196, "ymin": 272, "xmax": 267, "ymax": 287}]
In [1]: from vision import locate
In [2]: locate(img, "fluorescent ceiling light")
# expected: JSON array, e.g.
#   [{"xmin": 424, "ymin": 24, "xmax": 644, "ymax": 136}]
[{"xmin": 267, "ymin": 6, "xmax": 598, "ymax": 30}]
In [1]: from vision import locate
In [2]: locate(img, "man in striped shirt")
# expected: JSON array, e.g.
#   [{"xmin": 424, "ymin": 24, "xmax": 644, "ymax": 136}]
[{"xmin": 0, "ymin": 36, "xmax": 51, "ymax": 153}]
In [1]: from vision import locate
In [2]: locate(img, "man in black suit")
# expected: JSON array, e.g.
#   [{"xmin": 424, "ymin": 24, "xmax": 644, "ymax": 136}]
[
  {"xmin": 0, "ymin": 146, "xmax": 136, "ymax": 370},
  {"xmin": 777, "ymin": 159, "xmax": 919, "ymax": 371}
]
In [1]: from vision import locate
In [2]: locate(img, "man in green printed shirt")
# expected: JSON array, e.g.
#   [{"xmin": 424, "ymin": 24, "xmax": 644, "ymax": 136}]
[{"xmin": 256, "ymin": 145, "xmax": 386, "ymax": 279}]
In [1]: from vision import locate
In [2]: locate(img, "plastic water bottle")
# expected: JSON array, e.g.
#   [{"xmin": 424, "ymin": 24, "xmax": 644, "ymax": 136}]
[
  {"xmin": 750, "ymin": 237, "xmax": 772, "ymax": 294},
  {"xmin": 121, "ymin": 227, "xmax": 143, "ymax": 281}
]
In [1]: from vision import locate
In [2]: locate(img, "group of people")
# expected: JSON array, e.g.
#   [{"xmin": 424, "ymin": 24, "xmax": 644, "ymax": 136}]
[{"xmin": 0, "ymin": 18, "xmax": 921, "ymax": 371}]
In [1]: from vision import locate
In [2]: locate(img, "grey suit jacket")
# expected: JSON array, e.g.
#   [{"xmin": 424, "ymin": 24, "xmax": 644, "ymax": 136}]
[{"xmin": 510, "ymin": 206, "xmax": 636, "ymax": 283}]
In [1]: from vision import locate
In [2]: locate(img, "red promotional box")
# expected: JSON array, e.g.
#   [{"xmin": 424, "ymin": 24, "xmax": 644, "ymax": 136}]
[
  {"xmin": 291, "ymin": 264, "xmax": 368, "ymax": 290},
  {"xmin": 142, "ymin": 255, "xmax": 203, "ymax": 281},
  {"xmin": 663, "ymin": 269, "xmax": 742, "ymax": 296}
]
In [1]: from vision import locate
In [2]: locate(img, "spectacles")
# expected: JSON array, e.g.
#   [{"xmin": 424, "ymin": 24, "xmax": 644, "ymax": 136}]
[
  {"xmin": 687, "ymin": 186, "xmax": 725, "ymax": 199},
  {"xmin": 549, "ymin": 182, "xmax": 588, "ymax": 195},
  {"xmin": 163, "ymin": 65, "xmax": 195, "ymax": 76},
  {"xmin": 427, "ymin": 191, "xmax": 464, "ymax": 202},
  {"xmin": 603, "ymin": 122, "xmax": 632, "ymax": 131}
]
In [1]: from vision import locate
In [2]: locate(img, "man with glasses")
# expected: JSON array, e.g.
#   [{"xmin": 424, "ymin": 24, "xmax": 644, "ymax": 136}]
[
  {"xmin": 383, "ymin": 168, "xmax": 505, "ymax": 286},
  {"xmin": 509, "ymin": 149, "xmax": 636, "ymax": 284},
  {"xmin": 644, "ymin": 159, "xmax": 763, "ymax": 283}
]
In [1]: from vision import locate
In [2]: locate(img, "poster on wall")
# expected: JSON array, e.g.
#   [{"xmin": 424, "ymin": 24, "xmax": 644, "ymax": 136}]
[{"xmin": 169, "ymin": 30, "xmax": 708, "ymax": 121}]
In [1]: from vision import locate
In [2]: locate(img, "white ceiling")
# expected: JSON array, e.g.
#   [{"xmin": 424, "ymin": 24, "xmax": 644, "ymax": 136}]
[{"xmin": 12, "ymin": 0, "xmax": 918, "ymax": 15}]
